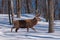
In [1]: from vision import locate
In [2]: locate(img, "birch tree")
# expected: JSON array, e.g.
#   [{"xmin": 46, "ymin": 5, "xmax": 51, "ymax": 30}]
[{"xmin": 10, "ymin": 0, "xmax": 14, "ymax": 24}]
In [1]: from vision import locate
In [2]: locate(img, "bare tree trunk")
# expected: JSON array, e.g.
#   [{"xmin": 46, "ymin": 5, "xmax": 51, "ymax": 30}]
[
  {"xmin": 39, "ymin": 0, "xmax": 42, "ymax": 16},
  {"xmin": 8, "ymin": 0, "xmax": 12, "ymax": 25},
  {"xmin": 10, "ymin": 0, "xmax": 14, "ymax": 24},
  {"xmin": 35, "ymin": 0, "xmax": 38, "ymax": 10},
  {"xmin": 42, "ymin": 0, "xmax": 47, "ymax": 20},
  {"xmin": 45, "ymin": 0, "xmax": 48, "ymax": 22},
  {"xmin": 16, "ymin": 0, "xmax": 21, "ymax": 18},
  {"xmin": 59, "ymin": 9, "xmax": 60, "ymax": 20},
  {"xmin": 54, "ymin": 0, "xmax": 58, "ymax": 20},
  {"xmin": 26, "ymin": 0, "xmax": 30, "ymax": 13},
  {"xmin": 35, "ymin": 0, "xmax": 39, "ymax": 15},
  {"xmin": 28, "ymin": 0, "xmax": 32, "ymax": 13},
  {"xmin": 48, "ymin": 0, "xmax": 54, "ymax": 33},
  {"xmin": 59, "ymin": 13, "xmax": 60, "ymax": 20},
  {"xmin": 2, "ymin": 0, "xmax": 5, "ymax": 14}
]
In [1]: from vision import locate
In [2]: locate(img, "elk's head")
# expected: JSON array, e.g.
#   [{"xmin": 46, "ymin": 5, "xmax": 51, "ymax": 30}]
[{"xmin": 34, "ymin": 14, "xmax": 41, "ymax": 21}]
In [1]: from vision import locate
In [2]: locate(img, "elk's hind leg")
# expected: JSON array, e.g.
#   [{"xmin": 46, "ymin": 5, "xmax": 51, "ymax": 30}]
[
  {"xmin": 11, "ymin": 27, "xmax": 15, "ymax": 32},
  {"xmin": 15, "ymin": 28, "xmax": 19, "ymax": 32},
  {"xmin": 31, "ymin": 27, "xmax": 37, "ymax": 32}
]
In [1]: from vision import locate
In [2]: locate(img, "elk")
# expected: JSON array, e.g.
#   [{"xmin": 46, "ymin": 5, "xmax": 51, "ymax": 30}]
[{"xmin": 11, "ymin": 14, "xmax": 41, "ymax": 32}]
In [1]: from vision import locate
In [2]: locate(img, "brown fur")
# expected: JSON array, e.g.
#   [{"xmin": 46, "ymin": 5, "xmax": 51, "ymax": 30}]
[{"xmin": 11, "ymin": 14, "xmax": 40, "ymax": 32}]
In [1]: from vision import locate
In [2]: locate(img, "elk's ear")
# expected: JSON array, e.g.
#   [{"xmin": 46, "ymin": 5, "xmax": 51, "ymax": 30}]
[{"xmin": 35, "ymin": 14, "xmax": 40, "ymax": 17}]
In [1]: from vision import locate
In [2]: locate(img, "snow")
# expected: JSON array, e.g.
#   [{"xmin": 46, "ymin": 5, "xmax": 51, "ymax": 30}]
[{"xmin": 0, "ymin": 14, "xmax": 60, "ymax": 40}]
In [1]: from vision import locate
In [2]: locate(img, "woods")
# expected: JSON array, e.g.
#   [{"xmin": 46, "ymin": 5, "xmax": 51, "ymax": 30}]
[
  {"xmin": 0, "ymin": 0, "xmax": 60, "ymax": 40},
  {"xmin": 0, "ymin": 0, "xmax": 60, "ymax": 33}
]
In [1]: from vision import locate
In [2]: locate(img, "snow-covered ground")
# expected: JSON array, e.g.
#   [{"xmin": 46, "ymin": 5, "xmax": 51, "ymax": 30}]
[{"xmin": 0, "ymin": 14, "xmax": 60, "ymax": 40}]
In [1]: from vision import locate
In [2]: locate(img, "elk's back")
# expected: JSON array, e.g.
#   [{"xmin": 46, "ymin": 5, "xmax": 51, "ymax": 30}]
[{"xmin": 19, "ymin": 20, "xmax": 27, "ymax": 28}]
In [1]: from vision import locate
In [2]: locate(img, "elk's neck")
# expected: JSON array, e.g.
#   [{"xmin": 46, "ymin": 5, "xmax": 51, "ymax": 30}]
[{"xmin": 32, "ymin": 18, "xmax": 38, "ymax": 25}]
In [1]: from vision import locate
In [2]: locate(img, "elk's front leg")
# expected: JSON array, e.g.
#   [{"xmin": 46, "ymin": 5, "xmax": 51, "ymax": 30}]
[
  {"xmin": 27, "ymin": 26, "xmax": 29, "ymax": 32},
  {"xmin": 11, "ymin": 27, "xmax": 15, "ymax": 32}
]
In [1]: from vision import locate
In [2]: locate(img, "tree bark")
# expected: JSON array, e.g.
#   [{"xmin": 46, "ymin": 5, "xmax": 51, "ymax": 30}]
[
  {"xmin": 45, "ymin": 0, "xmax": 48, "ymax": 22},
  {"xmin": 48, "ymin": 0, "xmax": 54, "ymax": 33},
  {"xmin": 16, "ymin": 0, "xmax": 21, "ymax": 18},
  {"xmin": 2, "ymin": 0, "xmax": 5, "ymax": 14},
  {"xmin": 35, "ymin": 0, "xmax": 39, "ymax": 15},
  {"xmin": 28, "ymin": 0, "xmax": 32, "ymax": 13},
  {"xmin": 8, "ymin": 0, "xmax": 12, "ymax": 25},
  {"xmin": 54, "ymin": 0, "xmax": 58, "ymax": 20},
  {"xmin": 10, "ymin": 0, "xmax": 14, "ymax": 24},
  {"xmin": 59, "ymin": 9, "xmax": 60, "ymax": 20},
  {"xmin": 26, "ymin": 0, "xmax": 30, "ymax": 13},
  {"xmin": 35, "ymin": 0, "xmax": 38, "ymax": 10}
]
